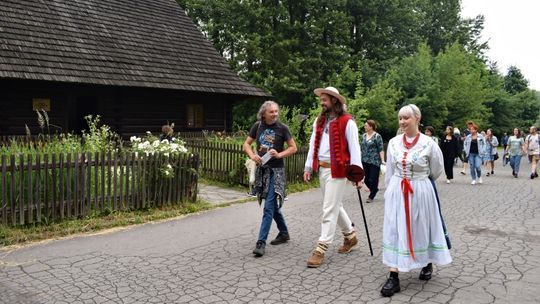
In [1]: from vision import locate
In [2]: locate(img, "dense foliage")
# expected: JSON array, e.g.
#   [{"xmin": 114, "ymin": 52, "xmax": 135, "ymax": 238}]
[{"xmin": 177, "ymin": 0, "xmax": 539, "ymax": 140}]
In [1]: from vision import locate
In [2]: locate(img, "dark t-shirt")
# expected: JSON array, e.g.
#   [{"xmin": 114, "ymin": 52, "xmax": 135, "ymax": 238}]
[
  {"xmin": 470, "ymin": 139, "xmax": 479, "ymax": 154},
  {"xmin": 249, "ymin": 121, "xmax": 292, "ymax": 168}
]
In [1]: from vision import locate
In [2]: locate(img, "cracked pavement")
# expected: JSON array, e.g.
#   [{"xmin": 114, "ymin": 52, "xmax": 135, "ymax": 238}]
[{"xmin": 1, "ymin": 161, "xmax": 539, "ymax": 303}]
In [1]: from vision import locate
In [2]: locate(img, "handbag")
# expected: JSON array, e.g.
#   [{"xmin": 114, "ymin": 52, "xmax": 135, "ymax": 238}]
[{"xmin": 493, "ymin": 152, "xmax": 499, "ymax": 161}]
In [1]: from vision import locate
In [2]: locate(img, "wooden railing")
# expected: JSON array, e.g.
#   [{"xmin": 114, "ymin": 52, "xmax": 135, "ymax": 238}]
[{"xmin": 0, "ymin": 152, "xmax": 199, "ymax": 226}]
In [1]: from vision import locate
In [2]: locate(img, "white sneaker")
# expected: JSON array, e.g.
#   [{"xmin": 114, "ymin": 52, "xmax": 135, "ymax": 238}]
[
  {"xmin": 471, "ymin": 180, "xmax": 477, "ymax": 185},
  {"xmin": 478, "ymin": 177, "xmax": 483, "ymax": 184},
  {"xmin": 446, "ymin": 180, "xmax": 451, "ymax": 184}
]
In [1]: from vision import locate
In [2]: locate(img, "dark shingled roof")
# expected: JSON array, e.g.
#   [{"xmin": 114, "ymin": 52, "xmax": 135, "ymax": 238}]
[{"xmin": 0, "ymin": 0, "xmax": 269, "ymax": 97}]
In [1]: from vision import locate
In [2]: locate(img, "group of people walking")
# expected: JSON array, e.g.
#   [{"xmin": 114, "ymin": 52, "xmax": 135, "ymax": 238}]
[
  {"xmin": 504, "ymin": 126, "xmax": 540, "ymax": 179},
  {"xmin": 243, "ymin": 86, "xmax": 452, "ymax": 298},
  {"xmin": 242, "ymin": 83, "xmax": 539, "ymax": 298},
  {"xmin": 425, "ymin": 121, "xmax": 540, "ymax": 185}
]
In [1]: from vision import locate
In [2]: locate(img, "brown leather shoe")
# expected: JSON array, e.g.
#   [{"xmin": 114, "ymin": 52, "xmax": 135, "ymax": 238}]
[
  {"xmin": 337, "ymin": 235, "xmax": 358, "ymax": 253},
  {"xmin": 307, "ymin": 251, "xmax": 325, "ymax": 268}
]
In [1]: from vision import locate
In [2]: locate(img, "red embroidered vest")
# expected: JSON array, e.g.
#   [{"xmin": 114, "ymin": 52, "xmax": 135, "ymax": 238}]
[{"xmin": 312, "ymin": 114, "xmax": 352, "ymax": 178}]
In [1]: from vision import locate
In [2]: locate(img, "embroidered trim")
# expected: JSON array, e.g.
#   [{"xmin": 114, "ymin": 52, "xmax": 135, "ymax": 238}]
[{"xmin": 383, "ymin": 243, "xmax": 449, "ymax": 256}]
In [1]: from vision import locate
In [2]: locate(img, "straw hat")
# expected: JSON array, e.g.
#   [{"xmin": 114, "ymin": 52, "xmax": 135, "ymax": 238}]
[{"xmin": 314, "ymin": 86, "xmax": 346, "ymax": 104}]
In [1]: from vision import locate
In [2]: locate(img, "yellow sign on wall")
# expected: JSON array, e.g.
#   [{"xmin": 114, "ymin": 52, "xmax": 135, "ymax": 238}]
[{"xmin": 32, "ymin": 98, "xmax": 51, "ymax": 111}]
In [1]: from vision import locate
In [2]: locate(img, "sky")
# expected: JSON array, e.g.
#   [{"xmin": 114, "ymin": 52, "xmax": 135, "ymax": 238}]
[{"xmin": 460, "ymin": 0, "xmax": 540, "ymax": 91}]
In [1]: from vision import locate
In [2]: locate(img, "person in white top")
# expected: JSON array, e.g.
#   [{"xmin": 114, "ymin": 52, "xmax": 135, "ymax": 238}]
[
  {"xmin": 524, "ymin": 126, "xmax": 540, "ymax": 179},
  {"xmin": 380, "ymin": 104, "xmax": 452, "ymax": 297},
  {"xmin": 303, "ymin": 86, "xmax": 363, "ymax": 268}
]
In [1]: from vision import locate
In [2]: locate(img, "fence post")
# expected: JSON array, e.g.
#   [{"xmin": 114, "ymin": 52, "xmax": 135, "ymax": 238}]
[
  {"xmin": 1, "ymin": 155, "xmax": 6, "ymax": 225},
  {"xmin": 59, "ymin": 153, "xmax": 65, "ymax": 220},
  {"xmin": 35, "ymin": 154, "xmax": 41, "ymax": 223},
  {"xmin": 66, "ymin": 153, "xmax": 72, "ymax": 218},
  {"xmin": 27, "ymin": 153, "xmax": 33, "ymax": 224},
  {"xmin": 10, "ymin": 155, "xmax": 16, "ymax": 225},
  {"xmin": 18, "ymin": 154, "xmax": 25, "ymax": 225}
]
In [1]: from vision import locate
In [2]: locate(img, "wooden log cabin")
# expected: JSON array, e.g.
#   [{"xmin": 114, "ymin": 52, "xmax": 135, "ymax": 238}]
[{"xmin": 0, "ymin": 0, "xmax": 269, "ymax": 137}]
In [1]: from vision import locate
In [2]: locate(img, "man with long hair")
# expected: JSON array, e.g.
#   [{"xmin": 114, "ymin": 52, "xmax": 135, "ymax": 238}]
[
  {"xmin": 243, "ymin": 101, "xmax": 297, "ymax": 257},
  {"xmin": 303, "ymin": 86, "xmax": 363, "ymax": 268}
]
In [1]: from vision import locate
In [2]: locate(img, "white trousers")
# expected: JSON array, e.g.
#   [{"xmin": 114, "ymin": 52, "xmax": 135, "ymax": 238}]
[{"xmin": 318, "ymin": 167, "xmax": 354, "ymax": 243}]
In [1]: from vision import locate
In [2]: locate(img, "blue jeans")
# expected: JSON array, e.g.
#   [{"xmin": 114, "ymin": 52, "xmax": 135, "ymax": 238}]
[
  {"xmin": 257, "ymin": 172, "xmax": 288, "ymax": 243},
  {"xmin": 509, "ymin": 155, "xmax": 522, "ymax": 175},
  {"xmin": 468, "ymin": 153, "xmax": 482, "ymax": 180}
]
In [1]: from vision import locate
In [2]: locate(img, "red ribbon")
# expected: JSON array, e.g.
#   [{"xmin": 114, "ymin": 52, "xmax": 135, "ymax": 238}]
[
  {"xmin": 400, "ymin": 177, "xmax": 415, "ymax": 261},
  {"xmin": 400, "ymin": 145, "xmax": 417, "ymax": 261}
]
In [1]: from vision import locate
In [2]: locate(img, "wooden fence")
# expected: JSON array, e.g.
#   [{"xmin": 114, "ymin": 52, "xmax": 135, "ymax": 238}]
[
  {"xmin": 0, "ymin": 152, "xmax": 199, "ymax": 227},
  {"xmin": 185, "ymin": 141, "xmax": 308, "ymax": 185}
]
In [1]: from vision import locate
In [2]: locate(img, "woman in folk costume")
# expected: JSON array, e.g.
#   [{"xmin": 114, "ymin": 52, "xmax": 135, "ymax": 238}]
[{"xmin": 380, "ymin": 104, "xmax": 452, "ymax": 297}]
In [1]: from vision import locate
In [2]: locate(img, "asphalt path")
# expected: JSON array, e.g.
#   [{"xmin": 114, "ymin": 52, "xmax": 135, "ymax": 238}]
[{"xmin": 1, "ymin": 160, "xmax": 539, "ymax": 303}]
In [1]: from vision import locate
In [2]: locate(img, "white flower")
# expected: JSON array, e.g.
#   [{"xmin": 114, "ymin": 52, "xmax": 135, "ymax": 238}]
[{"xmin": 130, "ymin": 136, "xmax": 137, "ymax": 142}]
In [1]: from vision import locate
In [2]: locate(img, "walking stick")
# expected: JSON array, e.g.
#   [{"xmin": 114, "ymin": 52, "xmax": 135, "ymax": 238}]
[{"xmin": 356, "ymin": 188, "xmax": 373, "ymax": 256}]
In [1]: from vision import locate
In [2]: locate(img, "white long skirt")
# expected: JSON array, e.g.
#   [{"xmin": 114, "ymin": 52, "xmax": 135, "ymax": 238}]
[{"xmin": 383, "ymin": 176, "xmax": 452, "ymax": 272}]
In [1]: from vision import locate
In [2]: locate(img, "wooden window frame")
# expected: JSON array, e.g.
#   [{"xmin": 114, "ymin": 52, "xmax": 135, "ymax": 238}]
[{"xmin": 186, "ymin": 104, "xmax": 204, "ymax": 128}]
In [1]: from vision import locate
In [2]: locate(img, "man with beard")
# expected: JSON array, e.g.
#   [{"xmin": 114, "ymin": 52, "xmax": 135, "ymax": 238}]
[{"xmin": 303, "ymin": 86, "xmax": 364, "ymax": 268}]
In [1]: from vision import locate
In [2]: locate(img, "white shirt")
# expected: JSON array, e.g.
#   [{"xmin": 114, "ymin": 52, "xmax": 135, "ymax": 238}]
[
  {"xmin": 304, "ymin": 116, "xmax": 362, "ymax": 172},
  {"xmin": 526, "ymin": 134, "xmax": 540, "ymax": 155}
]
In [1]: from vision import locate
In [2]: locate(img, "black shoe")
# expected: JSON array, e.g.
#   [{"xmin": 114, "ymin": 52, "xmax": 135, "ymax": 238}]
[
  {"xmin": 535, "ymin": 172, "xmax": 539, "ymax": 178},
  {"xmin": 253, "ymin": 241, "xmax": 265, "ymax": 257},
  {"xmin": 531, "ymin": 173, "xmax": 535, "ymax": 179},
  {"xmin": 419, "ymin": 263, "xmax": 433, "ymax": 281},
  {"xmin": 491, "ymin": 171, "xmax": 494, "ymax": 175},
  {"xmin": 381, "ymin": 276, "xmax": 401, "ymax": 297},
  {"xmin": 270, "ymin": 232, "xmax": 290, "ymax": 245}
]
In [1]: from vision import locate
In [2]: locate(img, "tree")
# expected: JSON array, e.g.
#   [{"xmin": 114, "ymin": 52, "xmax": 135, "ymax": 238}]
[
  {"xmin": 510, "ymin": 90, "xmax": 540, "ymax": 130},
  {"xmin": 434, "ymin": 43, "xmax": 491, "ymax": 129},
  {"xmin": 176, "ymin": 0, "xmax": 534, "ymax": 135},
  {"xmin": 503, "ymin": 66, "xmax": 529, "ymax": 95},
  {"xmin": 386, "ymin": 43, "xmax": 493, "ymax": 134},
  {"xmin": 362, "ymin": 79, "xmax": 400, "ymax": 139},
  {"xmin": 484, "ymin": 64, "xmax": 516, "ymax": 136}
]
